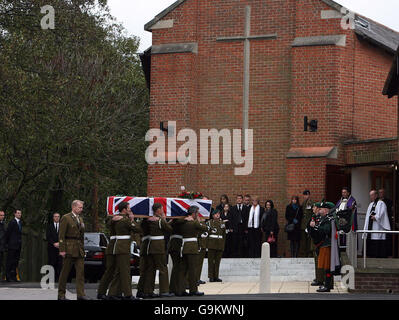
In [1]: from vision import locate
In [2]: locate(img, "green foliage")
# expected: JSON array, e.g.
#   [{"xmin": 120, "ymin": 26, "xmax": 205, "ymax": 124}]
[{"xmin": 0, "ymin": 0, "xmax": 149, "ymax": 231}]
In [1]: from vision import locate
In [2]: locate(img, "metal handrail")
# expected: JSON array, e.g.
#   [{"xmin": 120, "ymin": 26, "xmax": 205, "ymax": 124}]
[{"xmin": 355, "ymin": 230, "xmax": 399, "ymax": 268}]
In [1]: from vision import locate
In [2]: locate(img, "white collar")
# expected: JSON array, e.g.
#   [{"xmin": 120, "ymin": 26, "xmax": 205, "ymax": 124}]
[{"xmin": 15, "ymin": 217, "xmax": 20, "ymax": 223}]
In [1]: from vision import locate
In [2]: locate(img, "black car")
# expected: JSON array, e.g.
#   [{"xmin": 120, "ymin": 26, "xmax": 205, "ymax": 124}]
[{"xmin": 83, "ymin": 232, "xmax": 140, "ymax": 283}]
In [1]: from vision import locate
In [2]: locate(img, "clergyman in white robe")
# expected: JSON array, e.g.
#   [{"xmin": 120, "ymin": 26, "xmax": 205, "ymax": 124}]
[{"xmin": 363, "ymin": 199, "xmax": 391, "ymax": 258}]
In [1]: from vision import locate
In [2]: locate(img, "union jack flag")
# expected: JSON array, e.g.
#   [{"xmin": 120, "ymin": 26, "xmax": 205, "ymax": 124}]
[{"xmin": 106, "ymin": 196, "xmax": 213, "ymax": 218}]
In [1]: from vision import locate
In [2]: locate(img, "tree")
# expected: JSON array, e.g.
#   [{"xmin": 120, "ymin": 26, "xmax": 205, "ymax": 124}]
[{"xmin": 0, "ymin": 0, "xmax": 149, "ymax": 231}]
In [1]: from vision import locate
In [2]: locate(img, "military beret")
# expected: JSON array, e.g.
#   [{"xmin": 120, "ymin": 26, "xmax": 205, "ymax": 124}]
[
  {"xmin": 303, "ymin": 190, "xmax": 310, "ymax": 195},
  {"xmin": 316, "ymin": 201, "xmax": 335, "ymax": 209}
]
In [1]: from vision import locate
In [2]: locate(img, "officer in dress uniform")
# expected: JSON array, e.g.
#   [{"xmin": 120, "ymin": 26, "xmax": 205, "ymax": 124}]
[
  {"xmin": 107, "ymin": 202, "xmax": 142, "ymax": 300},
  {"xmin": 309, "ymin": 201, "xmax": 336, "ymax": 293},
  {"xmin": 142, "ymin": 203, "xmax": 174, "ymax": 298},
  {"xmin": 307, "ymin": 203, "xmax": 324, "ymax": 287},
  {"xmin": 57, "ymin": 200, "xmax": 90, "ymax": 300},
  {"xmin": 176, "ymin": 206, "xmax": 208, "ymax": 296},
  {"xmin": 207, "ymin": 209, "xmax": 226, "ymax": 282}
]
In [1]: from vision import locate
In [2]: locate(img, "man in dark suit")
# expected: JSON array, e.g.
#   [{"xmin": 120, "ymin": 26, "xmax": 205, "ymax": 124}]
[
  {"xmin": 5, "ymin": 209, "xmax": 23, "ymax": 282},
  {"xmin": 46, "ymin": 212, "xmax": 62, "ymax": 281},
  {"xmin": 0, "ymin": 211, "xmax": 6, "ymax": 281},
  {"xmin": 229, "ymin": 195, "xmax": 249, "ymax": 257}
]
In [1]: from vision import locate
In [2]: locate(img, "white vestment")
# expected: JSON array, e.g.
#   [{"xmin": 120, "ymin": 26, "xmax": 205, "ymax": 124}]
[{"xmin": 363, "ymin": 200, "xmax": 391, "ymax": 240}]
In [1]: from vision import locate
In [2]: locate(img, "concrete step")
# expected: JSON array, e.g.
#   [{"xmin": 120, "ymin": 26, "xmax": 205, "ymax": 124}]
[{"xmin": 200, "ymin": 258, "xmax": 317, "ymax": 282}]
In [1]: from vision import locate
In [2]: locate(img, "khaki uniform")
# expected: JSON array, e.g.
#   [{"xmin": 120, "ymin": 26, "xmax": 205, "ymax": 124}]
[
  {"xmin": 142, "ymin": 218, "xmax": 172, "ymax": 294},
  {"xmin": 58, "ymin": 212, "xmax": 86, "ymax": 299},
  {"xmin": 97, "ymin": 216, "xmax": 120, "ymax": 296},
  {"xmin": 207, "ymin": 219, "xmax": 226, "ymax": 280},
  {"xmin": 178, "ymin": 219, "xmax": 208, "ymax": 293},
  {"xmin": 137, "ymin": 220, "xmax": 154, "ymax": 295},
  {"xmin": 196, "ymin": 221, "xmax": 208, "ymax": 283},
  {"xmin": 107, "ymin": 216, "xmax": 141, "ymax": 297},
  {"xmin": 168, "ymin": 220, "xmax": 183, "ymax": 294},
  {"xmin": 300, "ymin": 199, "xmax": 314, "ymax": 257}
]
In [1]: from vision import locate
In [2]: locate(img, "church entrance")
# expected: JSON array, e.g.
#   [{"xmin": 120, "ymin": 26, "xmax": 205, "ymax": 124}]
[{"xmin": 349, "ymin": 162, "xmax": 398, "ymax": 258}]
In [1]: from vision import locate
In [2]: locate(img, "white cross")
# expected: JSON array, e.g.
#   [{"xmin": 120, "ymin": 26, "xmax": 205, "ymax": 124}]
[{"xmin": 217, "ymin": 6, "xmax": 277, "ymax": 150}]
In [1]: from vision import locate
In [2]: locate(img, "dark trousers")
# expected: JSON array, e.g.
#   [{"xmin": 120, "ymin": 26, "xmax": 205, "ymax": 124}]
[
  {"xmin": 58, "ymin": 256, "xmax": 85, "ymax": 298},
  {"xmin": 137, "ymin": 255, "xmax": 155, "ymax": 294},
  {"xmin": 146, "ymin": 254, "xmax": 169, "ymax": 294},
  {"xmin": 248, "ymin": 228, "xmax": 261, "ymax": 258},
  {"xmin": 290, "ymin": 240, "xmax": 300, "ymax": 258},
  {"xmin": 366, "ymin": 239, "xmax": 388, "ymax": 258},
  {"xmin": 6, "ymin": 248, "xmax": 21, "ymax": 281},
  {"xmin": 169, "ymin": 252, "xmax": 183, "ymax": 294},
  {"xmin": 48, "ymin": 247, "xmax": 62, "ymax": 282},
  {"xmin": 108, "ymin": 254, "xmax": 131, "ymax": 297},
  {"xmin": 208, "ymin": 249, "xmax": 223, "ymax": 280},
  {"xmin": 0, "ymin": 251, "xmax": 5, "ymax": 280},
  {"xmin": 223, "ymin": 233, "xmax": 233, "ymax": 258},
  {"xmin": 98, "ymin": 254, "xmax": 120, "ymax": 296},
  {"xmin": 182, "ymin": 254, "xmax": 198, "ymax": 293},
  {"xmin": 238, "ymin": 224, "xmax": 248, "ymax": 258}
]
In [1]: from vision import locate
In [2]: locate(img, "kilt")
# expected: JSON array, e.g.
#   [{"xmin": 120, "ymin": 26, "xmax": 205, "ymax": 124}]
[{"xmin": 317, "ymin": 246, "xmax": 331, "ymax": 270}]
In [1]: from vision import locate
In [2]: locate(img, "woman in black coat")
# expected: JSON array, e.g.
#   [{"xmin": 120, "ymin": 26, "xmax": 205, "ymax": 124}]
[
  {"xmin": 285, "ymin": 196, "xmax": 303, "ymax": 258},
  {"xmin": 261, "ymin": 200, "xmax": 279, "ymax": 258},
  {"xmin": 222, "ymin": 203, "xmax": 233, "ymax": 258}
]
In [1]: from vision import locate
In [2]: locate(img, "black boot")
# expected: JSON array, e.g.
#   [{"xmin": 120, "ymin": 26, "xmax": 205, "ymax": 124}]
[{"xmin": 317, "ymin": 272, "xmax": 332, "ymax": 293}]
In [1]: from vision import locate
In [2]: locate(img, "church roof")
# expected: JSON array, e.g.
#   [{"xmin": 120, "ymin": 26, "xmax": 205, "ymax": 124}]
[
  {"xmin": 144, "ymin": 0, "xmax": 399, "ymax": 54},
  {"xmin": 383, "ymin": 46, "xmax": 399, "ymax": 98}
]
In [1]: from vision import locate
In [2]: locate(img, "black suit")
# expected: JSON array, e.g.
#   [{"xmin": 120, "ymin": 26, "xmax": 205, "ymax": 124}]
[
  {"xmin": 46, "ymin": 222, "xmax": 62, "ymax": 281},
  {"xmin": 5, "ymin": 218, "xmax": 22, "ymax": 281},
  {"xmin": 247, "ymin": 206, "xmax": 264, "ymax": 258},
  {"xmin": 229, "ymin": 204, "xmax": 250, "ymax": 257}
]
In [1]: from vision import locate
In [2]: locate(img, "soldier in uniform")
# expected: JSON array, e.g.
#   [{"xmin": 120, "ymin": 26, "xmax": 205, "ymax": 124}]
[
  {"xmin": 300, "ymin": 190, "xmax": 314, "ymax": 257},
  {"xmin": 177, "ymin": 206, "xmax": 208, "ymax": 296},
  {"xmin": 168, "ymin": 218, "xmax": 184, "ymax": 295},
  {"xmin": 195, "ymin": 216, "xmax": 209, "ymax": 286},
  {"xmin": 136, "ymin": 217, "xmax": 156, "ymax": 299},
  {"xmin": 58, "ymin": 200, "xmax": 90, "ymax": 300},
  {"xmin": 307, "ymin": 203, "xmax": 324, "ymax": 287},
  {"xmin": 207, "ymin": 209, "xmax": 226, "ymax": 282},
  {"xmin": 97, "ymin": 214, "xmax": 120, "ymax": 300},
  {"xmin": 106, "ymin": 202, "xmax": 141, "ymax": 300},
  {"xmin": 142, "ymin": 203, "xmax": 174, "ymax": 298},
  {"xmin": 309, "ymin": 201, "xmax": 336, "ymax": 292}
]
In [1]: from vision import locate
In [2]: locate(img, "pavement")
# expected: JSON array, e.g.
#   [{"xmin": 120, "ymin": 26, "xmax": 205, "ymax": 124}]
[{"xmin": 1, "ymin": 280, "xmax": 390, "ymax": 300}]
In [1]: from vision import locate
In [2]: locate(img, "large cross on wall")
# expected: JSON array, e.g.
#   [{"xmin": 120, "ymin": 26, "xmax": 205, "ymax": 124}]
[{"xmin": 217, "ymin": 5, "xmax": 277, "ymax": 151}]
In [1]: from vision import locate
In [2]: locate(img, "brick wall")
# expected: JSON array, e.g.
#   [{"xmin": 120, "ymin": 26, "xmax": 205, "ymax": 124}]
[
  {"xmin": 147, "ymin": 0, "xmax": 398, "ymax": 257},
  {"xmin": 352, "ymin": 272, "xmax": 399, "ymax": 294}
]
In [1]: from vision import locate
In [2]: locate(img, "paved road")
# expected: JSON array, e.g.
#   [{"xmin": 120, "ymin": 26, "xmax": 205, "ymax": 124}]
[{"xmin": 0, "ymin": 282, "xmax": 398, "ymax": 300}]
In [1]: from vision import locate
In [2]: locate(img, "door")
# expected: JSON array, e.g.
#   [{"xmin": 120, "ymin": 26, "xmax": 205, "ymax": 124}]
[{"xmin": 325, "ymin": 165, "xmax": 351, "ymax": 204}]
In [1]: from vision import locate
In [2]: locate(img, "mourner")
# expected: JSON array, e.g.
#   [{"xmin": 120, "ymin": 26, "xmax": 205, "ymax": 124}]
[
  {"xmin": 207, "ymin": 209, "xmax": 226, "ymax": 282},
  {"xmin": 46, "ymin": 213, "xmax": 62, "ymax": 282},
  {"xmin": 260, "ymin": 200, "xmax": 279, "ymax": 258}
]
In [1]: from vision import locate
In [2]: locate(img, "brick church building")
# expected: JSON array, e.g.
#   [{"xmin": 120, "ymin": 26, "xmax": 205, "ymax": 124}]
[{"xmin": 141, "ymin": 0, "xmax": 399, "ymax": 256}]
